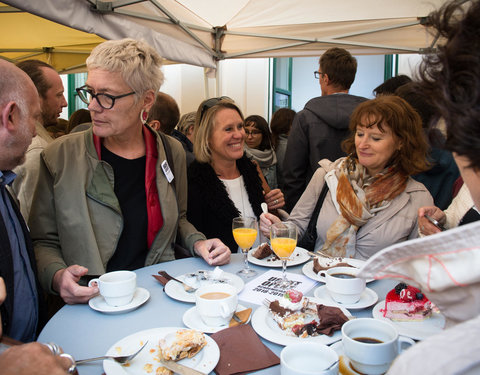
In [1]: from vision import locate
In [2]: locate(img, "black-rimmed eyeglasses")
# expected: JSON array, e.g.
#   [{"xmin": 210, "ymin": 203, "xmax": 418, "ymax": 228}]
[
  {"xmin": 76, "ymin": 85, "xmax": 136, "ymax": 110},
  {"xmin": 314, "ymin": 71, "xmax": 326, "ymax": 79},
  {"xmin": 199, "ymin": 96, "xmax": 232, "ymax": 123}
]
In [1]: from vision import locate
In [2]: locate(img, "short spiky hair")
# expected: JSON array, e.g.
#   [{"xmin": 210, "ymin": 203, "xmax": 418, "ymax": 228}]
[
  {"xmin": 86, "ymin": 38, "xmax": 164, "ymax": 99},
  {"xmin": 319, "ymin": 47, "xmax": 357, "ymax": 90}
]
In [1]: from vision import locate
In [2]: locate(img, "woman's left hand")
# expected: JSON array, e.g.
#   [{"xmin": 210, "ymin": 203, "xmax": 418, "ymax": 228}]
[{"xmin": 264, "ymin": 189, "xmax": 285, "ymax": 210}]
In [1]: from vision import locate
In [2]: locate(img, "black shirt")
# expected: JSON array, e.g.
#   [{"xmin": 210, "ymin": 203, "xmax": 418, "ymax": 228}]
[{"xmin": 101, "ymin": 144, "xmax": 148, "ymax": 271}]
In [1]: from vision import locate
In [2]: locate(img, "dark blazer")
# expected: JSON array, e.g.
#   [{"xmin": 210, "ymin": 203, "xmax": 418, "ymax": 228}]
[
  {"xmin": 0, "ymin": 189, "xmax": 46, "ymax": 339},
  {"xmin": 187, "ymin": 155, "xmax": 264, "ymax": 252}
]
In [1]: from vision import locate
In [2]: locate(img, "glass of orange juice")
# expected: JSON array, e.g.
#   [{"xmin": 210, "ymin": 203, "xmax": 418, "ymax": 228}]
[
  {"xmin": 270, "ymin": 222, "xmax": 297, "ymax": 288},
  {"xmin": 232, "ymin": 216, "xmax": 258, "ymax": 277}
]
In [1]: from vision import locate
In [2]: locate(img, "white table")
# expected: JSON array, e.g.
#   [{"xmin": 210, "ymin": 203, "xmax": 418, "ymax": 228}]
[{"xmin": 38, "ymin": 254, "xmax": 396, "ymax": 374}]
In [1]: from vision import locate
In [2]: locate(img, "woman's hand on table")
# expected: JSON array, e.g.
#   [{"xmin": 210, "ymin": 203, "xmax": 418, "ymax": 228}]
[
  {"xmin": 52, "ymin": 265, "xmax": 99, "ymax": 305},
  {"xmin": 194, "ymin": 238, "xmax": 231, "ymax": 266},
  {"xmin": 418, "ymin": 206, "xmax": 446, "ymax": 236},
  {"xmin": 259, "ymin": 213, "xmax": 281, "ymax": 237},
  {"xmin": 264, "ymin": 189, "xmax": 285, "ymax": 210},
  {"xmin": 0, "ymin": 342, "xmax": 74, "ymax": 375}
]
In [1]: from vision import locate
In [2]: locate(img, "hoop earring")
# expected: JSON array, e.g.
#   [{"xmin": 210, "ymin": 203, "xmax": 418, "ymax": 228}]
[{"xmin": 140, "ymin": 109, "xmax": 148, "ymax": 125}]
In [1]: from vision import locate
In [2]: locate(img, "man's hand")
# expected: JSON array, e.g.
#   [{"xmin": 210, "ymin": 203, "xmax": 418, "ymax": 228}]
[
  {"xmin": 264, "ymin": 188, "xmax": 285, "ymax": 210},
  {"xmin": 259, "ymin": 212, "xmax": 281, "ymax": 237},
  {"xmin": 0, "ymin": 342, "xmax": 73, "ymax": 375},
  {"xmin": 418, "ymin": 206, "xmax": 446, "ymax": 236},
  {"xmin": 52, "ymin": 265, "xmax": 99, "ymax": 304},
  {"xmin": 194, "ymin": 239, "xmax": 231, "ymax": 266}
]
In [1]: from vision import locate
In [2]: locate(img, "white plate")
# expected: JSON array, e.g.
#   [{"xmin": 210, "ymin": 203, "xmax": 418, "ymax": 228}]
[
  {"xmin": 103, "ymin": 327, "xmax": 220, "ymax": 375},
  {"xmin": 314, "ymin": 285, "xmax": 378, "ymax": 310},
  {"xmin": 302, "ymin": 260, "xmax": 374, "ymax": 283},
  {"xmin": 164, "ymin": 272, "xmax": 245, "ymax": 303},
  {"xmin": 251, "ymin": 297, "xmax": 352, "ymax": 346},
  {"xmin": 330, "ymin": 341, "xmax": 363, "ymax": 375},
  {"xmin": 182, "ymin": 304, "xmax": 252, "ymax": 333},
  {"xmin": 372, "ymin": 300, "xmax": 445, "ymax": 340},
  {"xmin": 89, "ymin": 288, "xmax": 150, "ymax": 314},
  {"xmin": 248, "ymin": 246, "xmax": 310, "ymax": 267}
]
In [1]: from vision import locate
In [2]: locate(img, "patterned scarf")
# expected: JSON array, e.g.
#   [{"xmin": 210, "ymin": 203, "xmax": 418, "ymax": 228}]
[{"xmin": 321, "ymin": 156, "xmax": 408, "ymax": 257}]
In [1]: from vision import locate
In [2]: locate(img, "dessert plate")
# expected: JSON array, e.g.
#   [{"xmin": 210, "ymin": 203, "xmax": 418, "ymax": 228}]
[
  {"xmin": 182, "ymin": 304, "xmax": 252, "ymax": 333},
  {"xmin": 164, "ymin": 271, "xmax": 244, "ymax": 303},
  {"xmin": 89, "ymin": 287, "xmax": 150, "ymax": 314},
  {"xmin": 103, "ymin": 327, "xmax": 220, "ymax": 375},
  {"xmin": 302, "ymin": 259, "xmax": 374, "ymax": 283},
  {"xmin": 247, "ymin": 246, "xmax": 310, "ymax": 267},
  {"xmin": 330, "ymin": 341, "xmax": 363, "ymax": 375},
  {"xmin": 314, "ymin": 285, "xmax": 378, "ymax": 310},
  {"xmin": 251, "ymin": 297, "xmax": 352, "ymax": 346},
  {"xmin": 372, "ymin": 300, "xmax": 446, "ymax": 340}
]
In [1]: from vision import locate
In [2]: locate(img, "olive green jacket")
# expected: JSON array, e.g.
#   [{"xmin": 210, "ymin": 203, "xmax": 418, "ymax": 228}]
[{"xmin": 29, "ymin": 127, "xmax": 205, "ymax": 293}]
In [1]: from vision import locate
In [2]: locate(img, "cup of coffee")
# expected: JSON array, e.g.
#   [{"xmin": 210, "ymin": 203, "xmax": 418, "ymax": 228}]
[
  {"xmin": 342, "ymin": 318, "xmax": 415, "ymax": 375},
  {"xmin": 195, "ymin": 284, "xmax": 237, "ymax": 327},
  {"xmin": 88, "ymin": 270, "xmax": 137, "ymax": 307},
  {"xmin": 281, "ymin": 342, "xmax": 338, "ymax": 375},
  {"xmin": 325, "ymin": 266, "xmax": 366, "ymax": 304}
]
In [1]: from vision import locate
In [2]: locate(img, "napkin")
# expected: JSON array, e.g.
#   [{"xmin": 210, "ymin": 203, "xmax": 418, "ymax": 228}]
[
  {"xmin": 316, "ymin": 304, "xmax": 349, "ymax": 336},
  {"xmin": 152, "ymin": 274, "xmax": 169, "ymax": 286},
  {"xmin": 211, "ymin": 324, "xmax": 279, "ymax": 375},
  {"xmin": 229, "ymin": 308, "xmax": 252, "ymax": 327}
]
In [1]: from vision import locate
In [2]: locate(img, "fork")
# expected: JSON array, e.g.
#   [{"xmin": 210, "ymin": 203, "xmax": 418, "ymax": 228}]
[
  {"xmin": 158, "ymin": 271, "xmax": 197, "ymax": 293},
  {"xmin": 263, "ymin": 298, "xmax": 272, "ymax": 308},
  {"xmin": 76, "ymin": 341, "xmax": 148, "ymax": 365}
]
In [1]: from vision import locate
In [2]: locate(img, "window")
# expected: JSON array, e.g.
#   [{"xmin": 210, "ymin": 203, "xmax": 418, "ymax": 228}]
[
  {"xmin": 67, "ymin": 72, "xmax": 88, "ymax": 117},
  {"xmin": 272, "ymin": 58, "xmax": 292, "ymax": 113}
]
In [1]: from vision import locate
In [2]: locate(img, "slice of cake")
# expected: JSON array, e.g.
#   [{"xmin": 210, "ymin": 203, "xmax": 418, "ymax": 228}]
[
  {"xmin": 313, "ymin": 256, "xmax": 352, "ymax": 274},
  {"xmin": 267, "ymin": 290, "xmax": 309, "ymax": 334},
  {"xmin": 158, "ymin": 329, "xmax": 207, "ymax": 361},
  {"xmin": 381, "ymin": 283, "xmax": 433, "ymax": 322},
  {"xmin": 251, "ymin": 242, "xmax": 274, "ymax": 259}
]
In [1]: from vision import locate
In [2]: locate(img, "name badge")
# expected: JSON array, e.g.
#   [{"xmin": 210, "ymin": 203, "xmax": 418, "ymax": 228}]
[{"xmin": 161, "ymin": 160, "xmax": 174, "ymax": 183}]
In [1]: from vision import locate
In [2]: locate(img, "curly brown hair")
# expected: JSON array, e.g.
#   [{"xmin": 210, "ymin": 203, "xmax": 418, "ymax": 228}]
[{"xmin": 342, "ymin": 95, "xmax": 429, "ymax": 176}]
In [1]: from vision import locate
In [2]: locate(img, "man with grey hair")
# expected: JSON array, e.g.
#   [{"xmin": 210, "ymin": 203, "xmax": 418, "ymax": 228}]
[
  {"xmin": 283, "ymin": 47, "xmax": 367, "ymax": 211},
  {"xmin": 11, "ymin": 60, "xmax": 67, "ymax": 220}
]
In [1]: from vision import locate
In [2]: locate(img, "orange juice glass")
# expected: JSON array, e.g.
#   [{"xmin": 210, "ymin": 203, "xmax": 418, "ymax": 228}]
[
  {"xmin": 270, "ymin": 222, "xmax": 298, "ymax": 288},
  {"xmin": 232, "ymin": 217, "xmax": 258, "ymax": 277}
]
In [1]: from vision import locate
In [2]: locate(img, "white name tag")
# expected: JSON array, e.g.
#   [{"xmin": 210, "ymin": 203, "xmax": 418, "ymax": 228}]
[{"xmin": 161, "ymin": 160, "xmax": 174, "ymax": 183}]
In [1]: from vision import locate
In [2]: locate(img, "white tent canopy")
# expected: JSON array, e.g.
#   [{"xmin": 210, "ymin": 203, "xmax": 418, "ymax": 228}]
[{"xmin": 3, "ymin": 0, "xmax": 446, "ymax": 71}]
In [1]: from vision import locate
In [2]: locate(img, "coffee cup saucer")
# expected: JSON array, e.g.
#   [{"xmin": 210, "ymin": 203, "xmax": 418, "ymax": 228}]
[
  {"xmin": 314, "ymin": 285, "xmax": 378, "ymax": 310},
  {"xmin": 88, "ymin": 287, "xmax": 150, "ymax": 314},
  {"xmin": 183, "ymin": 304, "xmax": 251, "ymax": 334},
  {"xmin": 330, "ymin": 341, "xmax": 362, "ymax": 375}
]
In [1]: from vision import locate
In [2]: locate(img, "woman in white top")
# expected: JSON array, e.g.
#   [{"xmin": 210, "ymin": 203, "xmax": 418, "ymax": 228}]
[{"xmin": 187, "ymin": 98, "xmax": 284, "ymax": 252}]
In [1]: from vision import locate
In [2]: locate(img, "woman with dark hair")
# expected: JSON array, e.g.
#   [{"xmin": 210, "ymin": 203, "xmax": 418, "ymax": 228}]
[
  {"xmin": 260, "ymin": 95, "xmax": 433, "ymax": 259},
  {"xmin": 270, "ymin": 108, "xmax": 296, "ymax": 190},
  {"xmin": 243, "ymin": 115, "xmax": 278, "ymax": 189}
]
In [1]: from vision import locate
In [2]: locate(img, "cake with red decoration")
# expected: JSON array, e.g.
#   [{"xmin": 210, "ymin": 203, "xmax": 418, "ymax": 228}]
[{"xmin": 381, "ymin": 283, "xmax": 433, "ymax": 321}]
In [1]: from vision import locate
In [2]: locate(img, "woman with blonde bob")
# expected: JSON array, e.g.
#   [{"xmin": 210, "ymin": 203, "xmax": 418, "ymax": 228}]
[
  {"xmin": 188, "ymin": 98, "xmax": 284, "ymax": 252},
  {"xmin": 29, "ymin": 39, "xmax": 230, "ymax": 305},
  {"xmin": 261, "ymin": 95, "xmax": 433, "ymax": 259}
]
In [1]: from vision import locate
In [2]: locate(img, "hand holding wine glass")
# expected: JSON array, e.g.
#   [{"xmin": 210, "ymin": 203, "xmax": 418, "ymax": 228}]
[
  {"xmin": 270, "ymin": 221, "xmax": 297, "ymax": 288},
  {"xmin": 232, "ymin": 217, "xmax": 258, "ymax": 277}
]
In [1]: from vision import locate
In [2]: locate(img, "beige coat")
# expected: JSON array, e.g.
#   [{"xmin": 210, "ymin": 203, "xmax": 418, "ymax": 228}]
[
  {"xmin": 289, "ymin": 159, "xmax": 433, "ymax": 260},
  {"xmin": 29, "ymin": 127, "xmax": 205, "ymax": 293}
]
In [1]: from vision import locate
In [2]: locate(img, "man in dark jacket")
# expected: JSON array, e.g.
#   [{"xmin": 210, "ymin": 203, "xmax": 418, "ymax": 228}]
[
  {"xmin": 283, "ymin": 48, "xmax": 367, "ymax": 211},
  {"xmin": 0, "ymin": 59, "xmax": 47, "ymax": 342}
]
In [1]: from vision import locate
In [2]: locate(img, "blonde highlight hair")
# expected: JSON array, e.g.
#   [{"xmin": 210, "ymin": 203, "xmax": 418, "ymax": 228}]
[
  {"xmin": 193, "ymin": 98, "xmax": 244, "ymax": 163},
  {"xmin": 86, "ymin": 38, "xmax": 164, "ymax": 99}
]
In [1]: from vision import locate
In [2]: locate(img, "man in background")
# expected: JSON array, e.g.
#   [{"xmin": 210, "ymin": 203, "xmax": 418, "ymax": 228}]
[
  {"xmin": 10, "ymin": 60, "xmax": 67, "ymax": 221},
  {"xmin": 283, "ymin": 48, "xmax": 367, "ymax": 211}
]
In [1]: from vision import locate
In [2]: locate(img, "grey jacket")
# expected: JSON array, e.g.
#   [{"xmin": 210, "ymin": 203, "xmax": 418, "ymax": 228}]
[
  {"xmin": 29, "ymin": 127, "xmax": 205, "ymax": 293},
  {"xmin": 283, "ymin": 93, "xmax": 367, "ymax": 211},
  {"xmin": 289, "ymin": 159, "xmax": 434, "ymax": 260}
]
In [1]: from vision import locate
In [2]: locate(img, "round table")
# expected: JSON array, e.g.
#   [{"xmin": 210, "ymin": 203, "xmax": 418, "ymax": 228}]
[{"xmin": 38, "ymin": 253, "xmax": 396, "ymax": 374}]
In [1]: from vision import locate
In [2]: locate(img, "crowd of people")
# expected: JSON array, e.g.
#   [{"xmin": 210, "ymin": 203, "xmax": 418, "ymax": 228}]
[{"xmin": 1, "ymin": 0, "xmax": 479, "ymax": 373}]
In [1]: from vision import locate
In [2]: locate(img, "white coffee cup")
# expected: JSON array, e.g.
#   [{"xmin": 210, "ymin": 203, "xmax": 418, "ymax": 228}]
[
  {"xmin": 325, "ymin": 266, "xmax": 366, "ymax": 304},
  {"xmin": 281, "ymin": 342, "xmax": 339, "ymax": 375},
  {"xmin": 88, "ymin": 270, "xmax": 137, "ymax": 307},
  {"xmin": 195, "ymin": 283, "xmax": 237, "ymax": 327},
  {"xmin": 342, "ymin": 318, "xmax": 415, "ymax": 375}
]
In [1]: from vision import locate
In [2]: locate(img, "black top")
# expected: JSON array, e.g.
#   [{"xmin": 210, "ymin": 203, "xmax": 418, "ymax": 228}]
[
  {"xmin": 101, "ymin": 144, "xmax": 148, "ymax": 271},
  {"xmin": 459, "ymin": 208, "xmax": 480, "ymax": 226}
]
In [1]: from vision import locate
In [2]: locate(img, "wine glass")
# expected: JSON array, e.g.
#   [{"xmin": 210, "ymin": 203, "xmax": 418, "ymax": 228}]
[
  {"xmin": 232, "ymin": 217, "xmax": 258, "ymax": 277},
  {"xmin": 270, "ymin": 221, "xmax": 298, "ymax": 288}
]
